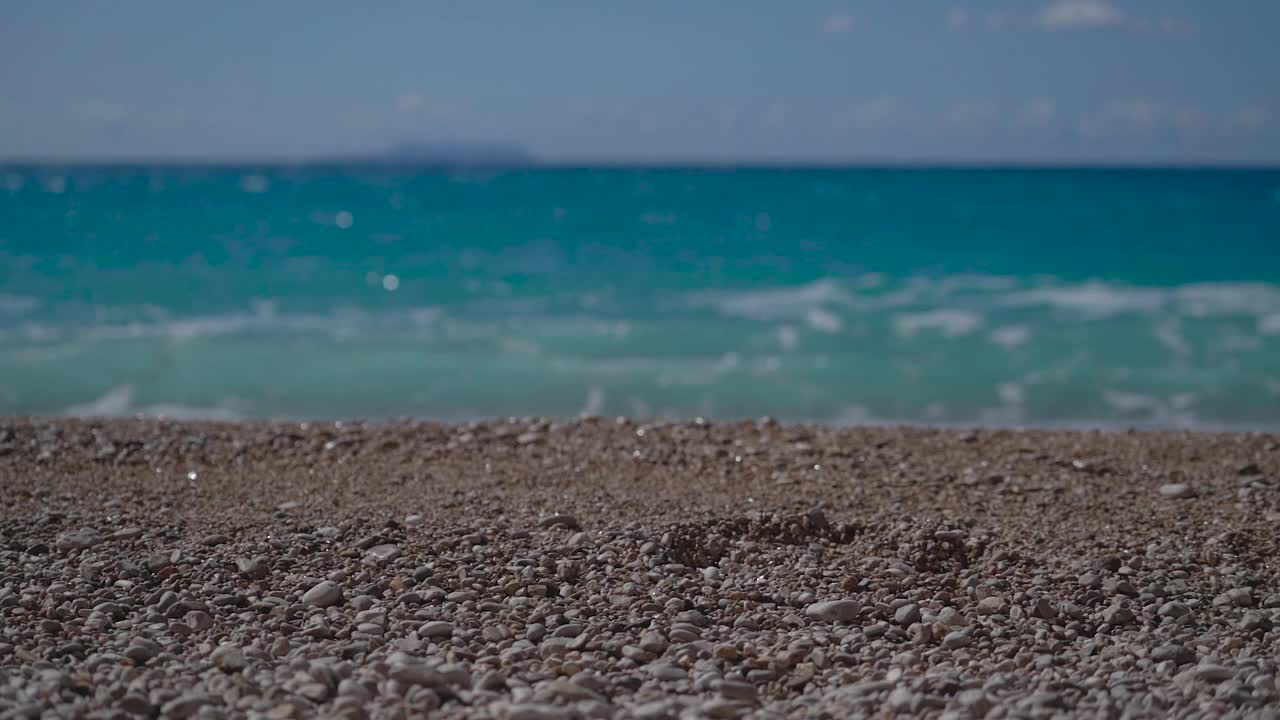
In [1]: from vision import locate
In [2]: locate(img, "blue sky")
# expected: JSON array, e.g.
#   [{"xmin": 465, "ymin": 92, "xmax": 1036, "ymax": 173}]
[{"xmin": 1, "ymin": 0, "xmax": 1277, "ymax": 162}]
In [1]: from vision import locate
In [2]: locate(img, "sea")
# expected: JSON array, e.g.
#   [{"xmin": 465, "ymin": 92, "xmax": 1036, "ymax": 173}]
[{"xmin": 2, "ymin": 166, "xmax": 1279, "ymax": 430}]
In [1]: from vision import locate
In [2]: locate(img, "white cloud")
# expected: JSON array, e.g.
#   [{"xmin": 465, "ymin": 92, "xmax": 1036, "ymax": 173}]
[
  {"xmin": 1038, "ymin": 1, "xmax": 1193, "ymax": 32},
  {"xmin": 946, "ymin": 8, "xmax": 970, "ymax": 29},
  {"xmin": 1039, "ymin": 0, "xmax": 1125, "ymax": 29},
  {"xmin": 938, "ymin": 101, "xmax": 998, "ymax": 130},
  {"xmin": 1015, "ymin": 98, "xmax": 1057, "ymax": 127},
  {"xmin": 395, "ymin": 93, "xmax": 462, "ymax": 119},
  {"xmin": 822, "ymin": 14, "xmax": 855, "ymax": 33}
]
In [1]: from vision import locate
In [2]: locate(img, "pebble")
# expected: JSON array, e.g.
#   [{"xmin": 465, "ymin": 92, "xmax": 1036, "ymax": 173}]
[
  {"xmin": 211, "ymin": 644, "xmax": 246, "ymax": 672},
  {"xmin": 160, "ymin": 693, "xmax": 220, "ymax": 719},
  {"xmin": 420, "ymin": 621, "xmax": 454, "ymax": 639},
  {"xmin": 499, "ymin": 703, "xmax": 575, "ymax": 720},
  {"xmin": 365, "ymin": 544, "xmax": 402, "ymax": 562},
  {"xmin": 5, "ymin": 419, "xmax": 1278, "ymax": 720},
  {"xmin": 301, "ymin": 580, "xmax": 342, "ymax": 607},
  {"xmin": 976, "ymin": 596, "xmax": 1008, "ymax": 615},
  {"xmin": 54, "ymin": 528, "xmax": 103, "ymax": 552},
  {"xmin": 701, "ymin": 699, "xmax": 750, "ymax": 719},
  {"xmin": 1151, "ymin": 644, "xmax": 1196, "ymax": 665},
  {"xmin": 1101, "ymin": 604, "xmax": 1135, "ymax": 625},
  {"xmin": 389, "ymin": 662, "xmax": 443, "ymax": 688},
  {"xmin": 717, "ymin": 680, "xmax": 757, "ymax": 701},
  {"xmin": 538, "ymin": 514, "xmax": 580, "ymax": 530},
  {"xmin": 894, "ymin": 603, "xmax": 921, "ymax": 626},
  {"xmin": 537, "ymin": 679, "xmax": 601, "ymax": 702},
  {"xmin": 1239, "ymin": 611, "xmax": 1272, "ymax": 631},
  {"xmin": 1213, "ymin": 588, "xmax": 1253, "ymax": 607},
  {"xmin": 650, "ymin": 664, "xmax": 688, "ymax": 681},
  {"xmin": 1158, "ymin": 482, "xmax": 1197, "ymax": 498},
  {"xmin": 236, "ymin": 556, "xmax": 269, "ymax": 580},
  {"xmin": 804, "ymin": 599, "xmax": 861, "ymax": 623},
  {"xmin": 124, "ymin": 638, "xmax": 161, "ymax": 664},
  {"xmin": 1194, "ymin": 664, "xmax": 1236, "ymax": 683},
  {"xmin": 268, "ymin": 703, "xmax": 304, "ymax": 720}
]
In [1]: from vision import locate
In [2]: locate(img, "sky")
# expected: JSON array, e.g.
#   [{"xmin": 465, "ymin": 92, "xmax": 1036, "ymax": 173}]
[{"xmin": 1, "ymin": 0, "xmax": 1278, "ymax": 163}]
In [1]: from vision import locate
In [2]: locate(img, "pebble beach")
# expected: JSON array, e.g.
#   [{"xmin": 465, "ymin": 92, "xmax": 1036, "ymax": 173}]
[{"xmin": 2, "ymin": 417, "xmax": 1279, "ymax": 719}]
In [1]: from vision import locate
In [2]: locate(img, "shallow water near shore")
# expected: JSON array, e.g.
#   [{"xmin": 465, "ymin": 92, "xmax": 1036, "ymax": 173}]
[{"xmin": 2, "ymin": 166, "xmax": 1279, "ymax": 428}]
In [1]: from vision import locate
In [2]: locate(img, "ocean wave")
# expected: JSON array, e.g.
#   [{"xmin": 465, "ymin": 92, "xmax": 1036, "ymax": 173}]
[
  {"xmin": 988, "ymin": 325, "xmax": 1031, "ymax": 349},
  {"xmin": 689, "ymin": 276, "xmax": 1280, "ymax": 322},
  {"xmin": 893, "ymin": 309, "xmax": 985, "ymax": 338},
  {"xmin": 686, "ymin": 279, "xmax": 852, "ymax": 321},
  {"xmin": 1260, "ymin": 313, "xmax": 1280, "ymax": 335},
  {"xmin": 12, "ymin": 305, "xmax": 447, "ymax": 343},
  {"xmin": 62, "ymin": 384, "xmax": 243, "ymax": 421},
  {"xmin": 1002, "ymin": 282, "xmax": 1167, "ymax": 316},
  {"xmin": 1005, "ymin": 280, "xmax": 1280, "ymax": 317}
]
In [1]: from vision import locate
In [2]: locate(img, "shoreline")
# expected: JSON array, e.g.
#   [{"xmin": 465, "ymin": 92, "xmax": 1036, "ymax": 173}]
[{"xmin": 2, "ymin": 417, "xmax": 1278, "ymax": 717}]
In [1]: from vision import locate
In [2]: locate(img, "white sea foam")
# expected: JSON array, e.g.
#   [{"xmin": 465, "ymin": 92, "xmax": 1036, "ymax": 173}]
[
  {"xmin": 61, "ymin": 383, "xmax": 243, "ymax": 420},
  {"xmin": 64, "ymin": 385, "xmax": 136, "ymax": 416},
  {"xmin": 892, "ymin": 309, "xmax": 984, "ymax": 338},
  {"xmin": 1260, "ymin": 313, "xmax": 1280, "ymax": 335},
  {"xmin": 1005, "ymin": 280, "xmax": 1280, "ymax": 319},
  {"xmin": 1154, "ymin": 319, "xmax": 1191, "ymax": 358},
  {"xmin": 1005, "ymin": 282, "xmax": 1166, "ymax": 316},
  {"xmin": 687, "ymin": 279, "xmax": 851, "ymax": 322},
  {"xmin": 135, "ymin": 404, "xmax": 243, "ymax": 421},
  {"xmin": 56, "ymin": 305, "xmax": 451, "ymax": 343},
  {"xmin": 579, "ymin": 386, "xmax": 606, "ymax": 416},
  {"xmin": 1103, "ymin": 390, "xmax": 1158, "ymax": 412},
  {"xmin": 1173, "ymin": 282, "xmax": 1280, "ymax": 316},
  {"xmin": 806, "ymin": 308, "xmax": 843, "ymax": 333},
  {"xmin": 998, "ymin": 382, "xmax": 1025, "ymax": 405},
  {"xmin": 988, "ymin": 325, "xmax": 1031, "ymax": 349}
]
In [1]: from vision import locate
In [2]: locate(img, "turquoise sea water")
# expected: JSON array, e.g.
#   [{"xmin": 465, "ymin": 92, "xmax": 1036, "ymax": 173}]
[{"xmin": 2, "ymin": 166, "xmax": 1279, "ymax": 428}]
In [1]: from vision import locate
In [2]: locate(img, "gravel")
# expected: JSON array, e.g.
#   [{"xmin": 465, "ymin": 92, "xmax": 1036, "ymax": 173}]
[{"xmin": 1, "ymin": 417, "xmax": 1278, "ymax": 718}]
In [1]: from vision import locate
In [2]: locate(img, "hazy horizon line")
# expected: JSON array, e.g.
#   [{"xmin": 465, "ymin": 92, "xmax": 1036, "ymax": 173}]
[{"xmin": 5, "ymin": 155, "xmax": 1280, "ymax": 170}]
